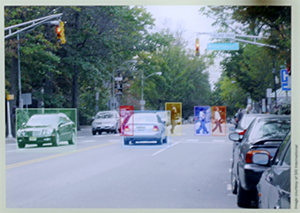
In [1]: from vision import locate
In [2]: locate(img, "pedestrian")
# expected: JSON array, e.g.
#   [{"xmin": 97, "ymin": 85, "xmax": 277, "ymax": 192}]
[
  {"xmin": 196, "ymin": 108, "xmax": 209, "ymax": 134},
  {"xmin": 235, "ymin": 109, "xmax": 244, "ymax": 128},
  {"xmin": 212, "ymin": 107, "xmax": 222, "ymax": 133},
  {"xmin": 170, "ymin": 104, "xmax": 177, "ymax": 134}
]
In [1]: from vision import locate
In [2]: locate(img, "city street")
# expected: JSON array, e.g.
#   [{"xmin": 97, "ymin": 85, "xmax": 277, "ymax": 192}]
[{"xmin": 5, "ymin": 123, "xmax": 238, "ymax": 209}]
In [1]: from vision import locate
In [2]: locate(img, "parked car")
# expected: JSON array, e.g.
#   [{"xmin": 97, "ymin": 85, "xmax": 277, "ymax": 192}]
[
  {"xmin": 230, "ymin": 114, "xmax": 268, "ymax": 157},
  {"xmin": 16, "ymin": 113, "xmax": 76, "ymax": 148},
  {"xmin": 123, "ymin": 112, "xmax": 167, "ymax": 145},
  {"xmin": 92, "ymin": 110, "xmax": 120, "ymax": 135},
  {"xmin": 256, "ymin": 131, "xmax": 291, "ymax": 209},
  {"xmin": 229, "ymin": 115, "xmax": 290, "ymax": 208}
]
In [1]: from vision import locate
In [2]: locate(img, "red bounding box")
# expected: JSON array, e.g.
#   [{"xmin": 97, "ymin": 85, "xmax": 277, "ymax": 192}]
[{"xmin": 120, "ymin": 106, "xmax": 134, "ymax": 136}]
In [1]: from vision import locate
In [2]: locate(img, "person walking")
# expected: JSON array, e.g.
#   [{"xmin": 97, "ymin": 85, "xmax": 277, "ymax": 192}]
[
  {"xmin": 212, "ymin": 107, "xmax": 222, "ymax": 133},
  {"xmin": 170, "ymin": 105, "xmax": 177, "ymax": 134},
  {"xmin": 196, "ymin": 108, "xmax": 209, "ymax": 134}
]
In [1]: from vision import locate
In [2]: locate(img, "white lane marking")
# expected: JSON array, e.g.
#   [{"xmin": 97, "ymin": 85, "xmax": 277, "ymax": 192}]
[
  {"xmin": 230, "ymin": 158, "xmax": 233, "ymax": 162},
  {"xmin": 227, "ymin": 184, "xmax": 231, "ymax": 191},
  {"xmin": 152, "ymin": 142, "xmax": 180, "ymax": 156},
  {"xmin": 213, "ymin": 140, "xmax": 225, "ymax": 142},
  {"xmin": 229, "ymin": 168, "xmax": 232, "ymax": 173},
  {"xmin": 82, "ymin": 140, "xmax": 96, "ymax": 143}
]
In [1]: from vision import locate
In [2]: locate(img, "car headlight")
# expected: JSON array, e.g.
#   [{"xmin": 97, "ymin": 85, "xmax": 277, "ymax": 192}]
[
  {"xmin": 17, "ymin": 129, "xmax": 24, "ymax": 137},
  {"xmin": 42, "ymin": 128, "xmax": 54, "ymax": 135}
]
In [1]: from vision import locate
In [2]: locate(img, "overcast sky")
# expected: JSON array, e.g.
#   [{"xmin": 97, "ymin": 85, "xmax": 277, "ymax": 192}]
[{"xmin": 145, "ymin": 5, "xmax": 222, "ymax": 87}]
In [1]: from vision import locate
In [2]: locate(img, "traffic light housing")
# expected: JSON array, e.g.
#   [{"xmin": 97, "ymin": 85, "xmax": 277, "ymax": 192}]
[
  {"xmin": 195, "ymin": 38, "xmax": 200, "ymax": 56},
  {"xmin": 55, "ymin": 21, "xmax": 66, "ymax": 44},
  {"xmin": 287, "ymin": 60, "xmax": 291, "ymax": 76}
]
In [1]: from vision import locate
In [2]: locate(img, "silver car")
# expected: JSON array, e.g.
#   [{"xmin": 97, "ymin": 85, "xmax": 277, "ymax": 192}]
[
  {"xmin": 92, "ymin": 111, "xmax": 120, "ymax": 135},
  {"xmin": 123, "ymin": 113, "xmax": 167, "ymax": 145}
]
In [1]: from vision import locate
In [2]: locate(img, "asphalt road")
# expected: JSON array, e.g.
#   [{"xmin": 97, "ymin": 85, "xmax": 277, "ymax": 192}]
[{"xmin": 6, "ymin": 123, "xmax": 238, "ymax": 209}]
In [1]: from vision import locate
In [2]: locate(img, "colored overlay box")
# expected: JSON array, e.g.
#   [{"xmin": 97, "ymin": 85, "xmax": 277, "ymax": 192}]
[
  {"xmin": 194, "ymin": 106, "xmax": 211, "ymax": 136},
  {"xmin": 211, "ymin": 106, "xmax": 226, "ymax": 136},
  {"xmin": 120, "ymin": 106, "xmax": 134, "ymax": 136},
  {"xmin": 165, "ymin": 102, "xmax": 182, "ymax": 136}
]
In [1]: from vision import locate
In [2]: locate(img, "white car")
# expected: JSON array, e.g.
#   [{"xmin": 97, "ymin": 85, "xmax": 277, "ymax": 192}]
[
  {"xmin": 123, "ymin": 112, "xmax": 167, "ymax": 145},
  {"xmin": 92, "ymin": 111, "xmax": 120, "ymax": 135}
]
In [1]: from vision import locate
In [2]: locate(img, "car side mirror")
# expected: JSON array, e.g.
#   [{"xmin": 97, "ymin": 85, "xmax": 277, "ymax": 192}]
[
  {"xmin": 229, "ymin": 133, "xmax": 240, "ymax": 141},
  {"xmin": 252, "ymin": 153, "xmax": 270, "ymax": 166}
]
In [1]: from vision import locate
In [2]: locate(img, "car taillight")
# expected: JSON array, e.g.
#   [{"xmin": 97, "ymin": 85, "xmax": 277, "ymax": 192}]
[
  {"xmin": 239, "ymin": 129, "xmax": 247, "ymax": 135},
  {"xmin": 245, "ymin": 150, "xmax": 271, "ymax": 163},
  {"xmin": 152, "ymin": 126, "xmax": 159, "ymax": 131},
  {"xmin": 124, "ymin": 125, "xmax": 130, "ymax": 132}
]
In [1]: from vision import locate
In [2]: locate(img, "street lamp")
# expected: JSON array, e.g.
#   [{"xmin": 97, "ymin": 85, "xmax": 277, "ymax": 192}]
[{"xmin": 141, "ymin": 71, "xmax": 162, "ymax": 111}]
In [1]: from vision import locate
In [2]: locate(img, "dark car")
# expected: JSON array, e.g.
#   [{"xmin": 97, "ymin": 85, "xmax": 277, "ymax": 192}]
[
  {"xmin": 230, "ymin": 114, "xmax": 268, "ymax": 157},
  {"xmin": 256, "ymin": 131, "xmax": 291, "ymax": 209},
  {"xmin": 229, "ymin": 115, "xmax": 290, "ymax": 208},
  {"xmin": 17, "ymin": 113, "xmax": 76, "ymax": 148}
]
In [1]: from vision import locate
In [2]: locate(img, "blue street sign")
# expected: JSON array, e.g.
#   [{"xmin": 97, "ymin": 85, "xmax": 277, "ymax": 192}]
[
  {"xmin": 207, "ymin": 42, "xmax": 239, "ymax": 50},
  {"xmin": 280, "ymin": 69, "xmax": 291, "ymax": 91}
]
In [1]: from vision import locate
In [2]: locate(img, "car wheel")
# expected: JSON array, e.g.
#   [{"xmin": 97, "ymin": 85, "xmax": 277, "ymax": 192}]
[
  {"xmin": 124, "ymin": 138, "xmax": 129, "ymax": 145},
  {"xmin": 92, "ymin": 130, "xmax": 96, "ymax": 135},
  {"xmin": 18, "ymin": 143, "xmax": 25, "ymax": 148},
  {"xmin": 53, "ymin": 132, "xmax": 60, "ymax": 146},
  {"xmin": 113, "ymin": 127, "xmax": 118, "ymax": 134},
  {"xmin": 231, "ymin": 165, "xmax": 237, "ymax": 194},
  {"xmin": 157, "ymin": 138, "xmax": 163, "ymax": 145},
  {"xmin": 68, "ymin": 131, "xmax": 76, "ymax": 145},
  {"xmin": 163, "ymin": 136, "xmax": 167, "ymax": 143},
  {"xmin": 237, "ymin": 179, "xmax": 254, "ymax": 208},
  {"xmin": 98, "ymin": 131, "xmax": 102, "ymax": 135}
]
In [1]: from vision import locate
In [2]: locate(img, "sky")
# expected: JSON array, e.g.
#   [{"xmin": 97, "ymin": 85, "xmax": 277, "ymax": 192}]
[{"xmin": 144, "ymin": 5, "xmax": 222, "ymax": 88}]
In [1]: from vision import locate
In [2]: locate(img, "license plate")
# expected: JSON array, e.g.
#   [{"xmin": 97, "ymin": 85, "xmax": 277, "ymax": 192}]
[
  {"xmin": 137, "ymin": 126, "xmax": 145, "ymax": 131},
  {"xmin": 29, "ymin": 137, "xmax": 37, "ymax": 141}
]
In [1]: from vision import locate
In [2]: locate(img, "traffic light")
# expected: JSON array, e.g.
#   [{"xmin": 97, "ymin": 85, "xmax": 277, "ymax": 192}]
[
  {"xmin": 55, "ymin": 21, "xmax": 66, "ymax": 44},
  {"xmin": 195, "ymin": 38, "xmax": 200, "ymax": 56},
  {"xmin": 287, "ymin": 60, "xmax": 291, "ymax": 76}
]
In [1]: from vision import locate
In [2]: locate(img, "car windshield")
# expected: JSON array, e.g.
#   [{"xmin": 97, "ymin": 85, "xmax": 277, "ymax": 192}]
[
  {"xmin": 96, "ymin": 113, "xmax": 114, "ymax": 119},
  {"xmin": 157, "ymin": 112, "xmax": 166, "ymax": 119},
  {"xmin": 250, "ymin": 118, "xmax": 290, "ymax": 141},
  {"xmin": 239, "ymin": 116, "xmax": 256, "ymax": 129},
  {"xmin": 129, "ymin": 114, "xmax": 157, "ymax": 124},
  {"xmin": 26, "ymin": 114, "xmax": 59, "ymax": 126}
]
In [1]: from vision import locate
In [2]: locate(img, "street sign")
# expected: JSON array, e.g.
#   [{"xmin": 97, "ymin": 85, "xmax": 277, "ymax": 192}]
[
  {"xmin": 21, "ymin": 93, "xmax": 32, "ymax": 105},
  {"xmin": 280, "ymin": 69, "xmax": 291, "ymax": 91},
  {"xmin": 207, "ymin": 42, "xmax": 239, "ymax": 50},
  {"xmin": 115, "ymin": 77, "xmax": 123, "ymax": 81},
  {"xmin": 266, "ymin": 88, "xmax": 272, "ymax": 98},
  {"xmin": 7, "ymin": 94, "xmax": 14, "ymax": 100},
  {"xmin": 210, "ymin": 33, "xmax": 235, "ymax": 39},
  {"xmin": 106, "ymin": 97, "xmax": 119, "ymax": 110}
]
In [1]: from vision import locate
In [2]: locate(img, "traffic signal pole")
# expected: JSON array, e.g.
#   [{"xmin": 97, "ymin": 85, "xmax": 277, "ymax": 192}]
[{"xmin": 5, "ymin": 13, "xmax": 64, "ymax": 109}]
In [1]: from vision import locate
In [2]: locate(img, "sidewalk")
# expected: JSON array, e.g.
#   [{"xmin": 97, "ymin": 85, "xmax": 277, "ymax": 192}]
[{"xmin": 5, "ymin": 125, "xmax": 91, "ymax": 144}]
